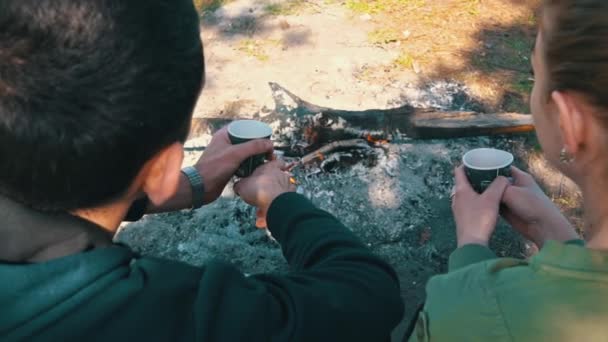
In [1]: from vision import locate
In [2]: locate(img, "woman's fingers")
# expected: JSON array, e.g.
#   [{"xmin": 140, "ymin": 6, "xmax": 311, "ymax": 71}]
[
  {"xmin": 510, "ymin": 166, "xmax": 535, "ymax": 187},
  {"xmin": 481, "ymin": 176, "xmax": 510, "ymax": 204},
  {"xmin": 500, "ymin": 205, "xmax": 527, "ymax": 231},
  {"xmin": 501, "ymin": 183, "xmax": 528, "ymax": 209}
]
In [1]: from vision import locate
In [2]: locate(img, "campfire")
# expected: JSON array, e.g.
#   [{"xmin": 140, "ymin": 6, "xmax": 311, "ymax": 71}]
[{"xmin": 189, "ymin": 82, "xmax": 534, "ymax": 171}]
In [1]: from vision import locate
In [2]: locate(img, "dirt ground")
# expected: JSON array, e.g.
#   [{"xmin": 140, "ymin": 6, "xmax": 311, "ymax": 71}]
[
  {"xmin": 116, "ymin": 0, "xmax": 583, "ymax": 340},
  {"xmin": 192, "ymin": 0, "xmax": 538, "ymax": 118}
]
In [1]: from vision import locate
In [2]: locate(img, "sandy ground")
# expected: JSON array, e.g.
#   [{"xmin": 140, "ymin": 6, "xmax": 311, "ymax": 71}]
[
  {"xmin": 192, "ymin": 0, "xmax": 421, "ymax": 118},
  {"xmin": 116, "ymin": 0, "xmax": 582, "ymax": 340}
]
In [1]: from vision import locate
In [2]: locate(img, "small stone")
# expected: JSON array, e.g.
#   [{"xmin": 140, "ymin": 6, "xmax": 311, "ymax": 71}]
[
  {"xmin": 402, "ymin": 30, "xmax": 411, "ymax": 39},
  {"xmin": 412, "ymin": 61, "xmax": 421, "ymax": 74},
  {"xmin": 359, "ymin": 13, "xmax": 372, "ymax": 21}
]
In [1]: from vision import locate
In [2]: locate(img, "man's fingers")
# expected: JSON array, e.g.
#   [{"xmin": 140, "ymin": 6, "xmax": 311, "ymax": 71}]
[
  {"xmin": 282, "ymin": 162, "xmax": 297, "ymax": 172},
  {"xmin": 265, "ymin": 159, "xmax": 287, "ymax": 170},
  {"xmin": 211, "ymin": 127, "xmax": 230, "ymax": 143},
  {"xmin": 454, "ymin": 166, "xmax": 475, "ymax": 195},
  {"xmin": 233, "ymin": 182, "xmax": 241, "ymax": 196},
  {"xmin": 215, "ymin": 127, "xmax": 229, "ymax": 136},
  {"xmin": 230, "ymin": 139, "xmax": 274, "ymax": 162},
  {"xmin": 255, "ymin": 209, "xmax": 268, "ymax": 229},
  {"xmin": 233, "ymin": 177, "xmax": 255, "ymax": 196},
  {"xmin": 249, "ymin": 159, "xmax": 286, "ymax": 176},
  {"xmin": 482, "ymin": 176, "xmax": 510, "ymax": 203}
]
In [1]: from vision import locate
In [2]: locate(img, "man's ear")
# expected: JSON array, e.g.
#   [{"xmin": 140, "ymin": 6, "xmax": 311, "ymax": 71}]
[
  {"xmin": 141, "ymin": 142, "xmax": 184, "ymax": 206},
  {"xmin": 552, "ymin": 90, "xmax": 587, "ymax": 156}
]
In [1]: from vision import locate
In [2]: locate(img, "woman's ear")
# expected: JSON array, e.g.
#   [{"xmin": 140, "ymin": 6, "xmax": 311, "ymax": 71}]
[
  {"xmin": 552, "ymin": 90, "xmax": 587, "ymax": 156},
  {"xmin": 141, "ymin": 142, "xmax": 184, "ymax": 206}
]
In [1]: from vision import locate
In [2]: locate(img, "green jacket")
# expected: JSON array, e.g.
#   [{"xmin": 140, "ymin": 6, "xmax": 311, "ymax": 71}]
[
  {"xmin": 410, "ymin": 240, "xmax": 608, "ymax": 341},
  {"xmin": 0, "ymin": 193, "xmax": 403, "ymax": 341}
]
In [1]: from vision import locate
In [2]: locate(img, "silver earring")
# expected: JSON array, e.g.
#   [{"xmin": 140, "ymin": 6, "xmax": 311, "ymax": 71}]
[{"xmin": 560, "ymin": 147, "xmax": 574, "ymax": 164}]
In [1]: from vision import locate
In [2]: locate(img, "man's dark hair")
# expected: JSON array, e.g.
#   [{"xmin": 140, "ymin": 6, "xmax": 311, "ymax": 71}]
[{"xmin": 0, "ymin": 0, "xmax": 204, "ymax": 211}]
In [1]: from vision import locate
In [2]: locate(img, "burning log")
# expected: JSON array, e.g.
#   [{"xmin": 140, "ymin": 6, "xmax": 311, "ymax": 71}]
[
  {"xmin": 299, "ymin": 139, "xmax": 372, "ymax": 165},
  {"xmin": 296, "ymin": 138, "xmax": 381, "ymax": 172},
  {"xmin": 189, "ymin": 82, "xmax": 535, "ymax": 157}
]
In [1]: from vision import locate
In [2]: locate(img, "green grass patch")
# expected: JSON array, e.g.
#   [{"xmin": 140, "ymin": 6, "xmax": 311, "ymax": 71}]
[
  {"xmin": 526, "ymin": 12, "xmax": 537, "ymax": 26},
  {"xmin": 193, "ymin": 0, "xmax": 230, "ymax": 12},
  {"xmin": 531, "ymin": 136, "xmax": 542, "ymax": 152},
  {"xmin": 512, "ymin": 76, "xmax": 534, "ymax": 94},
  {"xmin": 346, "ymin": 0, "xmax": 425, "ymax": 14},
  {"xmin": 368, "ymin": 28, "xmax": 401, "ymax": 44},
  {"xmin": 393, "ymin": 52, "xmax": 415, "ymax": 69},
  {"xmin": 506, "ymin": 37, "xmax": 533, "ymax": 55},
  {"xmin": 472, "ymin": 34, "xmax": 534, "ymax": 74},
  {"xmin": 237, "ymin": 39, "xmax": 269, "ymax": 61},
  {"xmin": 264, "ymin": 3, "xmax": 284, "ymax": 15},
  {"xmin": 464, "ymin": 0, "xmax": 481, "ymax": 16},
  {"xmin": 263, "ymin": 0, "xmax": 306, "ymax": 16},
  {"xmin": 237, "ymin": 39, "xmax": 281, "ymax": 62},
  {"xmin": 345, "ymin": 0, "xmax": 379, "ymax": 13}
]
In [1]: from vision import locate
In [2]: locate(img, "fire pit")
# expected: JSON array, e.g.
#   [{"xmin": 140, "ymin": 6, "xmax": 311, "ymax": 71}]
[{"xmin": 116, "ymin": 82, "xmax": 581, "ymax": 334}]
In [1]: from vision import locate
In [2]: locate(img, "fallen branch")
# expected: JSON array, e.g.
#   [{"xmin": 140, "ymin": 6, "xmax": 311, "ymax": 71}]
[{"xmin": 409, "ymin": 110, "xmax": 534, "ymax": 139}]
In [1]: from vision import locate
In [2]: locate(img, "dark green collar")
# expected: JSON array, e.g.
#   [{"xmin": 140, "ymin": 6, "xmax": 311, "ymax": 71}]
[
  {"xmin": 0, "ymin": 195, "xmax": 113, "ymax": 263},
  {"xmin": 532, "ymin": 239, "xmax": 608, "ymax": 274}
]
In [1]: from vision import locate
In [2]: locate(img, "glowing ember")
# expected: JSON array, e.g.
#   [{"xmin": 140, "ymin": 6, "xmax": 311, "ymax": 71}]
[{"xmin": 366, "ymin": 134, "xmax": 389, "ymax": 145}]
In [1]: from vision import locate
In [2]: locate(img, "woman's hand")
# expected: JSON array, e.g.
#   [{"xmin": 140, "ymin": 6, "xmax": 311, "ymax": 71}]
[
  {"xmin": 452, "ymin": 166, "xmax": 510, "ymax": 248},
  {"xmin": 234, "ymin": 160, "xmax": 296, "ymax": 217},
  {"xmin": 501, "ymin": 166, "xmax": 579, "ymax": 248}
]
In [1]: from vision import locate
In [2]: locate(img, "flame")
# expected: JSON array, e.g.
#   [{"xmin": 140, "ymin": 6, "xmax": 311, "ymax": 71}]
[{"xmin": 366, "ymin": 134, "xmax": 389, "ymax": 145}]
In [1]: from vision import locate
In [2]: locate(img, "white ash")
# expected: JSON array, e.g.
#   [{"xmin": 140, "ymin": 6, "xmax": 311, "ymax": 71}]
[
  {"xmin": 117, "ymin": 197, "xmax": 289, "ymax": 273},
  {"xmin": 117, "ymin": 137, "xmax": 524, "ymax": 274},
  {"xmin": 116, "ymin": 83, "xmax": 532, "ymax": 277},
  {"xmin": 388, "ymin": 81, "xmax": 485, "ymax": 112}
]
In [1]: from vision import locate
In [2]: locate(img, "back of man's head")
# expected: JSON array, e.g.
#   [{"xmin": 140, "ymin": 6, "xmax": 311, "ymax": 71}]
[{"xmin": 0, "ymin": 0, "xmax": 204, "ymax": 212}]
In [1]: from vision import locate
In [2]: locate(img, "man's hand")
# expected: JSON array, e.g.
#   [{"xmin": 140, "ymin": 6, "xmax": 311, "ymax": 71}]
[
  {"xmin": 234, "ymin": 160, "xmax": 296, "ymax": 217},
  {"xmin": 196, "ymin": 127, "xmax": 274, "ymax": 204},
  {"xmin": 501, "ymin": 166, "xmax": 579, "ymax": 248},
  {"xmin": 452, "ymin": 166, "xmax": 510, "ymax": 248},
  {"xmin": 144, "ymin": 127, "xmax": 273, "ymax": 214}
]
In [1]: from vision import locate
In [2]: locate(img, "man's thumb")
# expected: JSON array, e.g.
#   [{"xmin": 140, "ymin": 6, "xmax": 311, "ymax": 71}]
[{"xmin": 230, "ymin": 139, "xmax": 273, "ymax": 162}]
